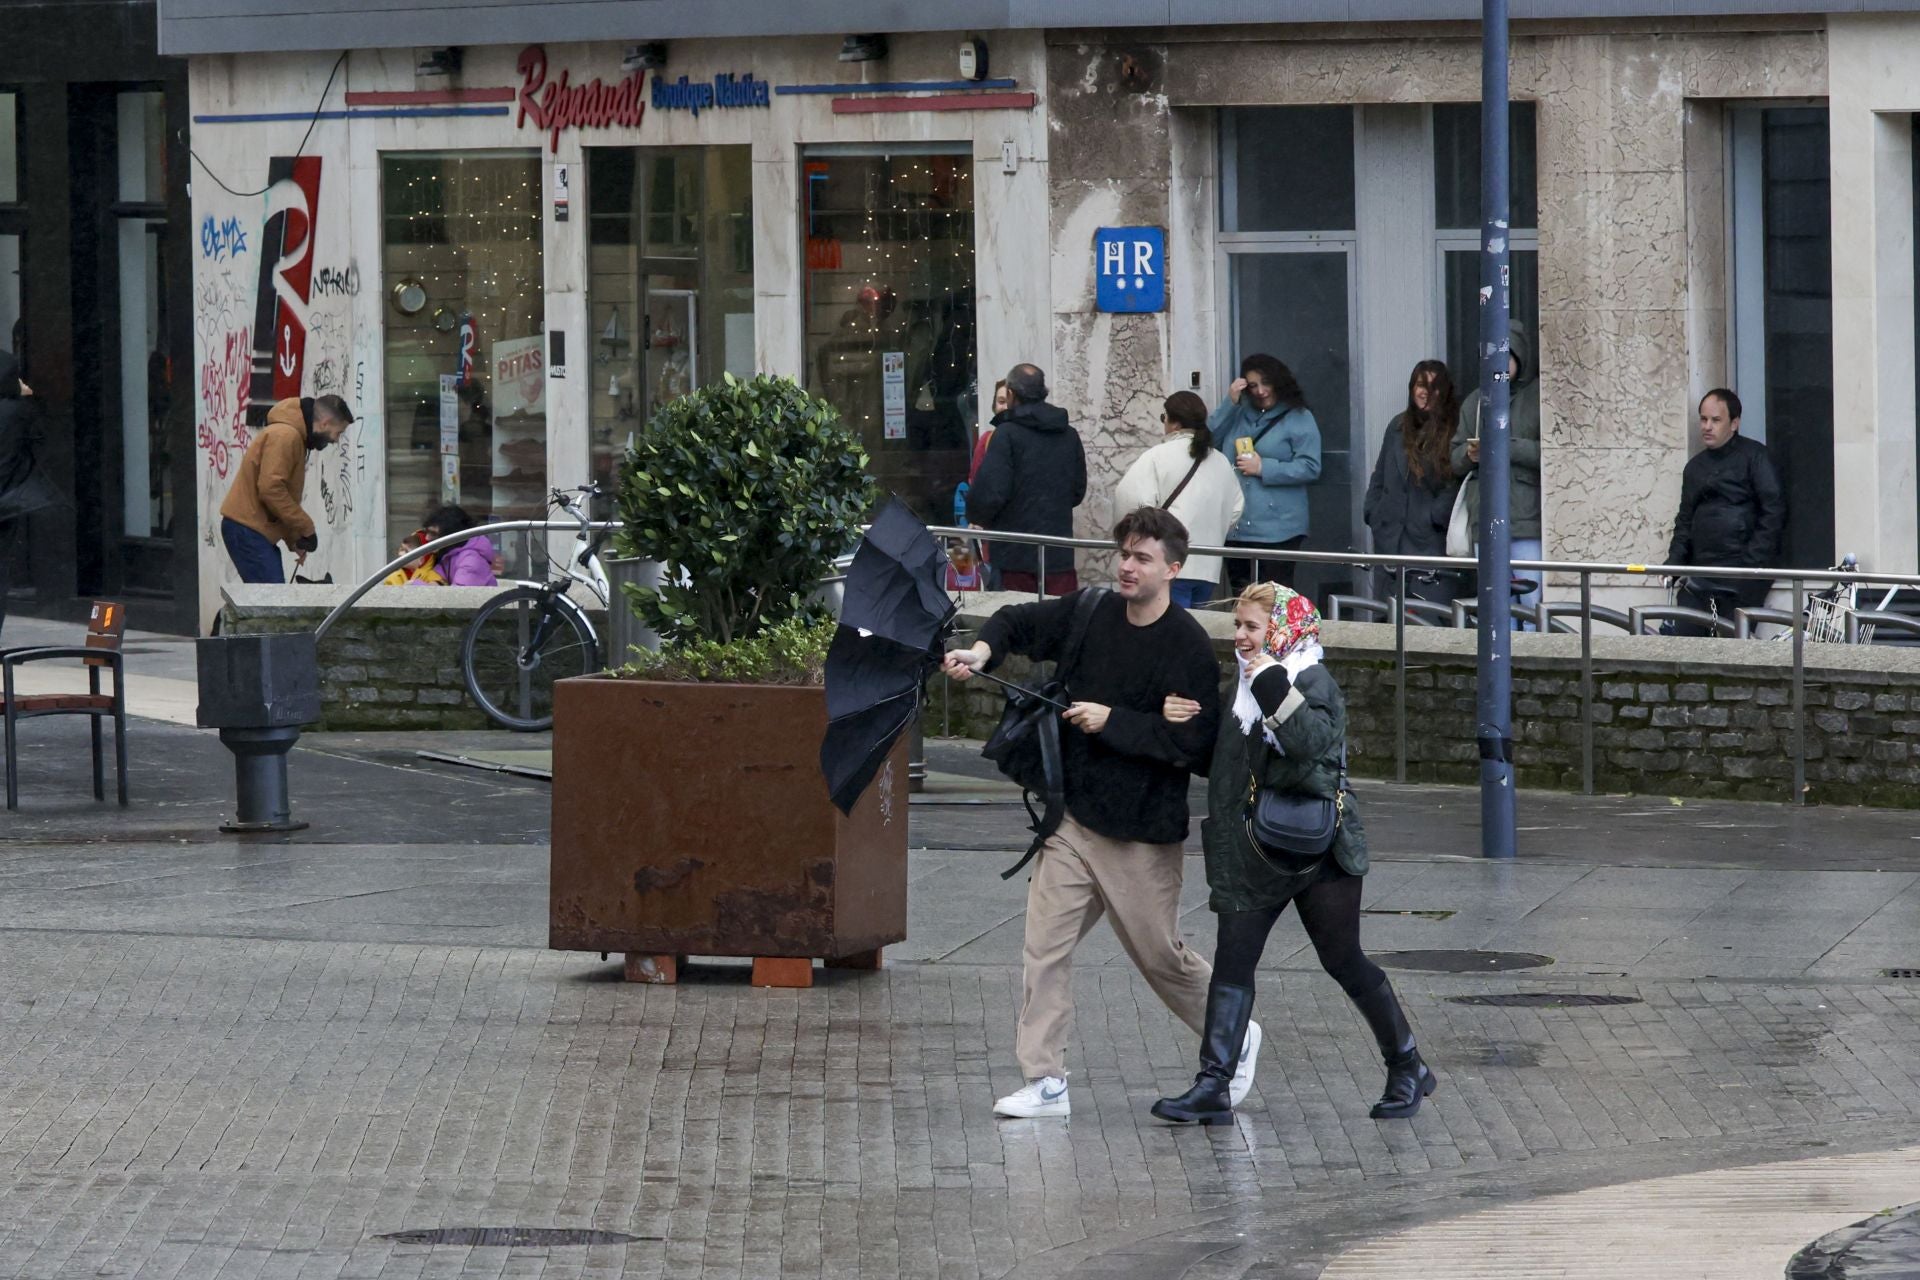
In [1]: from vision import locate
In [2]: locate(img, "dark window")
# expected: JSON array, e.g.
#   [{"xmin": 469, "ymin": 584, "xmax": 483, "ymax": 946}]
[
  {"xmin": 1220, "ymin": 107, "xmax": 1356, "ymax": 233},
  {"xmin": 1433, "ymin": 101, "xmax": 1538, "ymax": 230},
  {"xmin": 1761, "ymin": 108, "xmax": 1832, "ymax": 570}
]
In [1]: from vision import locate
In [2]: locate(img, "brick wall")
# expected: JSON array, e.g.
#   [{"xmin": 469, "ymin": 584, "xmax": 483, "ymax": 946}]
[{"xmin": 945, "ymin": 595, "xmax": 1920, "ymax": 809}]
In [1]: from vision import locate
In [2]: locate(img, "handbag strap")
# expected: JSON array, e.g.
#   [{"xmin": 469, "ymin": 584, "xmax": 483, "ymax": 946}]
[{"xmin": 1162, "ymin": 453, "xmax": 1207, "ymax": 509}]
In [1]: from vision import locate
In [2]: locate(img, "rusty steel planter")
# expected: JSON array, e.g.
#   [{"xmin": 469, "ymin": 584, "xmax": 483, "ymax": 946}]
[{"xmin": 549, "ymin": 678, "xmax": 908, "ymax": 975}]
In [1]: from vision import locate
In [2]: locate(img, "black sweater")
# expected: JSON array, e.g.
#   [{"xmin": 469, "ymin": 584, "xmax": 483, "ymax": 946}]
[{"xmin": 979, "ymin": 590, "xmax": 1221, "ymax": 845}]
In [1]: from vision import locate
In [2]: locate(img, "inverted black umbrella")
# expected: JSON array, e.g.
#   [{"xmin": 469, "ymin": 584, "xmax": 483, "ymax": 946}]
[{"xmin": 821, "ymin": 498, "xmax": 1063, "ymax": 814}]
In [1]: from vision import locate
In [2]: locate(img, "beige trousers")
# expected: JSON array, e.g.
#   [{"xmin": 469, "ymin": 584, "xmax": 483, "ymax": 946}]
[{"xmin": 1014, "ymin": 815, "xmax": 1214, "ymax": 1081}]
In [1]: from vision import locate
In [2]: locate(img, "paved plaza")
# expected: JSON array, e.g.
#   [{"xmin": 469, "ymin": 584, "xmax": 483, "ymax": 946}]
[{"xmin": 2, "ymin": 661, "xmax": 1920, "ymax": 1276}]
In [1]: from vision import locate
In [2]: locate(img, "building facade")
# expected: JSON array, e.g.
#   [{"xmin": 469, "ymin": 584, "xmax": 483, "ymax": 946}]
[
  {"xmin": 165, "ymin": 4, "xmax": 1920, "ymax": 628},
  {"xmin": 4, "ymin": 0, "xmax": 198, "ymax": 634}
]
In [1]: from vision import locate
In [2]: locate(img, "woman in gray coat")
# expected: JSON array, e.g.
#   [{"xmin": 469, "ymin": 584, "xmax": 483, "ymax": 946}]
[{"xmin": 1364, "ymin": 360, "xmax": 1465, "ymax": 604}]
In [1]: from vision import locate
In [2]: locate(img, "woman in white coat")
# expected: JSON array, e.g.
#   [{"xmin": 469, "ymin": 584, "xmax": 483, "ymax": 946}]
[{"xmin": 1115, "ymin": 391, "xmax": 1246, "ymax": 608}]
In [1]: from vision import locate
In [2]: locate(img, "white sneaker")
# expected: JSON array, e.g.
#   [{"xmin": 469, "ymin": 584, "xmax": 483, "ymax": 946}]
[
  {"xmin": 1229, "ymin": 1020, "xmax": 1263, "ymax": 1108},
  {"xmin": 994, "ymin": 1076, "xmax": 1070, "ymax": 1118}
]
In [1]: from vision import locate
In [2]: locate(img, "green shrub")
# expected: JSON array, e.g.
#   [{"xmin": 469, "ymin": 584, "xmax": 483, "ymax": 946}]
[
  {"xmin": 614, "ymin": 615, "xmax": 833, "ymax": 686},
  {"xmin": 615, "ymin": 374, "xmax": 876, "ymax": 649}
]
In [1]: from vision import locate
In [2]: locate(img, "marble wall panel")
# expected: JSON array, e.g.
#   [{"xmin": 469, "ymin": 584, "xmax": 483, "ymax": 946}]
[
  {"xmin": 1051, "ymin": 310, "xmax": 1175, "ymax": 545},
  {"xmin": 1538, "ymin": 308, "xmax": 1692, "ymax": 453},
  {"xmin": 1163, "ymin": 36, "xmax": 1481, "ymax": 106},
  {"xmin": 1545, "ymin": 444, "xmax": 1688, "ymax": 565},
  {"xmin": 1537, "ymin": 170, "xmax": 1689, "ymax": 312},
  {"xmin": 1524, "ymin": 35, "xmax": 1685, "ymax": 177},
  {"xmin": 1682, "ymin": 29, "xmax": 1827, "ymax": 99}
]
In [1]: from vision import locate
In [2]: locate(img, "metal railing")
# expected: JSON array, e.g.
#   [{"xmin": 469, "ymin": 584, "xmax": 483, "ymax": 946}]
[{"xmin": 929, "ymin": 525, "xmax": 1920, "ymax": 806}]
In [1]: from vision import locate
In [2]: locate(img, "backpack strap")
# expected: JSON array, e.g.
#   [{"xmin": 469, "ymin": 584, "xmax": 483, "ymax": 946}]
[{"xmin": 998, "ymin": 588, "xmax": 1109, "ymax": 880}]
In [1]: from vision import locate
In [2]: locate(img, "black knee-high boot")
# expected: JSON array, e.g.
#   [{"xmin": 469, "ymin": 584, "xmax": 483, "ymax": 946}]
[
  {"xmin": 1351, "ymin": 978, "xmax": 1438, "ymax": 1119},
  {"xmin": 1151, "ymin": 982, "xmax": 1254, "ymax": 1125}
]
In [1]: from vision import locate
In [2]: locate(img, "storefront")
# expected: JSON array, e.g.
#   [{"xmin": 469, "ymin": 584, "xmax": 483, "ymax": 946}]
[
  {"xmin": 3, "ymin": 1, "xmax": 197, "ymax": 634},
  {"xmin": 185, "ymin": 34, "xmax": 1050, "ymax": 628}
]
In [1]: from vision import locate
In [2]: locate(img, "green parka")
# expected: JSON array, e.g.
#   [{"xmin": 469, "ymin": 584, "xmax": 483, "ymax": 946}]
[{"xmin": 1201, "ymin": 662, "xmax": 1368, "ymax": 913}]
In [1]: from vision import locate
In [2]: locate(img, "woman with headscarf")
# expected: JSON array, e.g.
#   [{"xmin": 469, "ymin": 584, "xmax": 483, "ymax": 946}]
[
  {"xmin": 0, "ymin": 351, "xmax": 56, "ymax": 639},
  {"xmin": 1152, "ymin": 582, "xmax": 1436, "ymax": 1126}
]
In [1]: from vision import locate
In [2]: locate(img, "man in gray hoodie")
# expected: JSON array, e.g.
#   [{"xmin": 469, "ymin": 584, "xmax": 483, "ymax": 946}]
[{"xmin": 1450, "ymin": 320, "xmax": 1542, "ymax": 615}]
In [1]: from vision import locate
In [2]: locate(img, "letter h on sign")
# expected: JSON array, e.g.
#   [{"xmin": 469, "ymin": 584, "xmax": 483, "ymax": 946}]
[{"xmin": 1094, "ymin": 227, "xmax": 1166, "ymax": 314}]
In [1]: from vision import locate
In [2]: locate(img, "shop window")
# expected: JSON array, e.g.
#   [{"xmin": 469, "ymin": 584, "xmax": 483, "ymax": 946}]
[
  {"xmin": 1219, "ymin": 107, "xmax": 1355, "ymax": 233},
  {"xmin": 1730, "ymin": 106, "xmax": 1832, "ymax": 570},
  {"xmin": 381, "ymin": 152, "xmax": 545, "ymax": 547},
  {"xmin": 116, "ymin": 91, "xmax": 169, "ymax": 542},
  {"xmin": 802, "ymin": 147, "xmax": 975, "ymax": 522},
  {"xmin": 0, "ymin": 93, "xmax": 18, "ymax": 204},
  {"xmin": 1, "ymin": 92, "xmax": 22, "ymax": 359},
  {"xmin": 587, "ymin": 146, "xmax": 753, "ymax": 490}
]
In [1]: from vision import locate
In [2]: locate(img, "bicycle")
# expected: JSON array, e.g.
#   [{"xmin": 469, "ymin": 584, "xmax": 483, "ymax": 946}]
[{"xmin": 460, "ymin": 484, "xmax": 610, "ymax": 731}]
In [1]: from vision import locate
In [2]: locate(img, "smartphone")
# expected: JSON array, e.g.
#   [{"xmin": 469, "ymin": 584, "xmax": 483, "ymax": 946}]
[{"xmin": 1235, "ymin": 437, "xmax": 1255, "ymax": 456}]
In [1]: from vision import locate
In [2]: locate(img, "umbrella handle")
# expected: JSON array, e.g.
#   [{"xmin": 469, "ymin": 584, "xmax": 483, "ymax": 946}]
[{"xmin": 971, "ymin": 669, "xmax": 1073, "ymax": 713}]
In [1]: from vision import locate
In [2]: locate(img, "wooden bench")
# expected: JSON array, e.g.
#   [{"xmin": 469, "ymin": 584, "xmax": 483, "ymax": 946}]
[{"xmin": 2, "ymin": 600, "xmax": 129, "ymax": 809}]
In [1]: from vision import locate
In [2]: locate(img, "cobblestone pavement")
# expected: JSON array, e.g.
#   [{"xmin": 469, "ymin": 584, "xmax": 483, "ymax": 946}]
[{"xmin": 4, "ymin": 722, "xmax": 1920, "ymax": 1277}]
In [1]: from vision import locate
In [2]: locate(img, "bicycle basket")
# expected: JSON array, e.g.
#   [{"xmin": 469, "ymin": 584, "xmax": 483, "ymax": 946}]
[{"xmin": 1804, "ymin": 593, "xmax": 1871, "ymax": 645}]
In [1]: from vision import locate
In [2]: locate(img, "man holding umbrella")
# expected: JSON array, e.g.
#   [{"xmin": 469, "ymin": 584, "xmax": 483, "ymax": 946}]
[{"xmin": 943, "ymin": 508, "xmax": 1242, "ymax": 1119}]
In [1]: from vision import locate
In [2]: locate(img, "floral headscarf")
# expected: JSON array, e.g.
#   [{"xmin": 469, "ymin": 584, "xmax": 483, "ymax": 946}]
[{"xmin": 1262, "ymin": 585, "xmax": 1323, "ymax": 660}]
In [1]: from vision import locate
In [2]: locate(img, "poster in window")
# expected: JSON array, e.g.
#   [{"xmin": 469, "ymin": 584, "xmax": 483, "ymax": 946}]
[
  {"xmin": 493, "ymin": 335, "xmax": 547, "ymax": 417},
  {"xmin": 882, "ymin": 351, "xmax": 907, "ymax": 441}
]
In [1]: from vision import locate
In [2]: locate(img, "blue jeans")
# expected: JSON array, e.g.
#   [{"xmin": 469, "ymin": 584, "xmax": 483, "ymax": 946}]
[
  {"xmin": 1170, "ymin": 579, "xmax": 1215, "ymax": 609},
  {"xmin": 1510, "ymin": 537, "xmax": 1543, "ymax": 627},
  {"xmin": 222, "ymin": 517, "xmax": 284, "ymax": 584}
]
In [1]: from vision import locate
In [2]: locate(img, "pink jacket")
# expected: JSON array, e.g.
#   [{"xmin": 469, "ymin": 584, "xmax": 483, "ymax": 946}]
[{"xmin": 407, "ymin": 534, "xmax": 498, "ymax": 587}]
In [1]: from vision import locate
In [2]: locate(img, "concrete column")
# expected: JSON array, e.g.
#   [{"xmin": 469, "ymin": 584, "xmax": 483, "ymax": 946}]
[{"xmin": 1829, "ymin": 15, "xmax": 1919, "ymax": 573}]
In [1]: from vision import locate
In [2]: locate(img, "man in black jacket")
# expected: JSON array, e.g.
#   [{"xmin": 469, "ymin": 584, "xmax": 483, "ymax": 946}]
[
  {"xmin": 945, "ymin": 508, "xmax": 1245, "ymax": 1119},
  {"xmin": 1666, "ymin": 388, "xmax": 1786, "ymax": 635},
  {"xmin": 970, "ymin": 364, "xmax": 1088, "ymax": 595}
]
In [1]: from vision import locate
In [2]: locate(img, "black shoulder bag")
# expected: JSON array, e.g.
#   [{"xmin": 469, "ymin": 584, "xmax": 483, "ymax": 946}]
[
  {"xmin": 981, "ymin": 588, "xmax": 1109, "ymax": 879},
  {"xmin": 1244, "ymin": 729, "xmax": 1349, "ymax": 877}
]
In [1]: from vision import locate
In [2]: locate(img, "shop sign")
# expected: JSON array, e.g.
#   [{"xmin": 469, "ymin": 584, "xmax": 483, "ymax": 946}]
[
  {"xmin": 651, "ymin": 72, "xmax": 771, "ymax": 117},
  {"xmin": 494, "ymin": 335, "xmax": 547, "ymax": 416},
  {"xmin": 516, "ymin": 45, "xmax": 646, "ymax": 152},
  {"xmin": 1094, "ymin": 226, "xmax": 1166, "ymax": 314}
]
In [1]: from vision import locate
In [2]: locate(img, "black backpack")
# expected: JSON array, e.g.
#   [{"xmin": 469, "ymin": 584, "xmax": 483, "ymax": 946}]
[{"xmin": 980, "ymin": 587, "xmax": 1108, "ymax": 878}]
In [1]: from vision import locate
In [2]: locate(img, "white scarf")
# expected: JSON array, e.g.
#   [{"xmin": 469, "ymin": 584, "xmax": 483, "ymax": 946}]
[{"xmin": 1231, "ymin": 642, "xmax": 1326, "ymax": 739}]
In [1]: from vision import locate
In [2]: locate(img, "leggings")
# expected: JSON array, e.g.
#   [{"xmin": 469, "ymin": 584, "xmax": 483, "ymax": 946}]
[{"xmin": 1212, "ymin": 871, "xmax": 1386, "ymax": 999}]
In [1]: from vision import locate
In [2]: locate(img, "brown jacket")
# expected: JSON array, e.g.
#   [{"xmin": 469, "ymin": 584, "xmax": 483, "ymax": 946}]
[{"xmin": 219, "ymin": 399, "xmax": 316, "ymax": 548}]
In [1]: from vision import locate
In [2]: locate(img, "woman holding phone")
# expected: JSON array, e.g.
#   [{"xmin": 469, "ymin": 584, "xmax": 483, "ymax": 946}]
[
  {"xmin": 1150, "ymin": 582, "xmax": 1436, "ymax": 1126},
  {"xmin": 1208, "ymin": 355, "xmax": 1321, "ymax": 594}
]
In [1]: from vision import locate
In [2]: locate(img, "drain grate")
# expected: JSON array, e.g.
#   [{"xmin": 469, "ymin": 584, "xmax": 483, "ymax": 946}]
[
  {"xmin": 1447, "ymin": 993, "xmax": 1642, "ymax": 1009},
  {"xmin": 380, "ymin": 1228, "xmax": 655, "ymax": 1247},
  {"xmin": 1883, "ymin": 969, "xmax": 1920, "ymax": 980},
  {"xmin": 1379, "ymin": 949, "xmax": 1553, "ymax": 973}
]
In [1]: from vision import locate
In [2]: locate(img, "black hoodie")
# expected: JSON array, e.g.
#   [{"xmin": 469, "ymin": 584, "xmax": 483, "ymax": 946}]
[{"xmin": 969, "ymin": 400, "xmax": 1088, "ymax": 576}]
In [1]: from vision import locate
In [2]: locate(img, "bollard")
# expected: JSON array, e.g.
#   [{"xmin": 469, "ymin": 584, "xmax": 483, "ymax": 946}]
[{"xmin": 195, "ymin": 632, "xmax": 322, "ymax": 833}]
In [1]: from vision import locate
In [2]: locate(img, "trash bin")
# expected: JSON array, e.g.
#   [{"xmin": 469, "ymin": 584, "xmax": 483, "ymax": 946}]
[
  {"xmin": 196, "ymin": 632, "xmax": 322, "ymax": 833},
  {"xmin": 603, "ymin": 558, "xmax": 666, "ymax": 666}
]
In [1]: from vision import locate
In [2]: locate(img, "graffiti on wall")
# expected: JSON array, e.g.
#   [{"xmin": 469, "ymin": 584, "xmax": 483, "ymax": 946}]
[{"xmin": 199, "ymin": 215, "xmax": 250, "ymax": 262}]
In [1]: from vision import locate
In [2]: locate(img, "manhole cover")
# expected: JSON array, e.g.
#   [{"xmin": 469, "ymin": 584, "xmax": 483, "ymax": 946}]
[
  {"xmin": 379, "ymin": 1228, "xmax": 654, "ymax": 1247},
  {"xmin": 1379, "ymin": 950, "xmax": 1553, "ymax": 973},
  {"xmin": 1447, "ymin": 993, "xmax": 1642, "ymax": 1008},
  {"xmin": 1883, "ymin": 968, "xmax": 1920, "ymax": 980}
]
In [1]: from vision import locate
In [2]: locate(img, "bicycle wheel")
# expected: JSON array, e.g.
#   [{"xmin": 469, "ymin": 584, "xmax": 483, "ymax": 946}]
[{"xmin": 461, "ymin": 586, "xmax": 599, "ymax": 731}]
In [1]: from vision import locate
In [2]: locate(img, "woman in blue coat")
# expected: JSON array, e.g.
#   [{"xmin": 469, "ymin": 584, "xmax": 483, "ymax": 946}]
[{"xmin": 1208, "ymin": 353, "xmax": 1321, "ymax": 592}]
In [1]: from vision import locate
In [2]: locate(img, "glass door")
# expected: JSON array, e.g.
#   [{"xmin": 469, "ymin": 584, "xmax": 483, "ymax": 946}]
[{"xmin": 1220, "ymin": 244, "xmax": 1361, "ymax": 608}]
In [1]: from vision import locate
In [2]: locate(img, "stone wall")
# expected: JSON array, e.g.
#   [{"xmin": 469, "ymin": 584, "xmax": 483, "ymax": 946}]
[
  {"xmin": 946, "ymin": 595, "xmax": 1920, "ymax": 809},
  {"xmin": 221, "ymin": 585, "xmax": 606, "ymax": 731}
]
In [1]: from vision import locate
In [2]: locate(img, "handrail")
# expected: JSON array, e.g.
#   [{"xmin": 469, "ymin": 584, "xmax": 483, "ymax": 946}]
[
  {"xmin": 943, "ymin": 523, "xmax": 1920, "ymax": 807},
  {"xmin": 927, "ymin": 524, "xmax": 1920, "ymax": 590},
  {"xmin": 313, "ymin": 518, "xmax": 616, "ymax": 642}
]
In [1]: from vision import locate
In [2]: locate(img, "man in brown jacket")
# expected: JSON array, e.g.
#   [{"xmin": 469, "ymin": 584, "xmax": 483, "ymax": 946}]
[{"xmin": 218, "ymin": 394, "xmax": 354, "ymax": 583}]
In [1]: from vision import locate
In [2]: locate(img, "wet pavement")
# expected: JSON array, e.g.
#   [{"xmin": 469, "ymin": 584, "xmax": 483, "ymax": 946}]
[{"xmin": 3, "ymin": 711, "xmax": 1920, "ymax": 1276}]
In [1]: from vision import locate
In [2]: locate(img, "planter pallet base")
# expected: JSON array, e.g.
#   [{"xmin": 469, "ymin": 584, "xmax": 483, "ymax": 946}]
[{"xmin": 620, "ymin": 949, "xmax": 886, "ymax": 989}]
